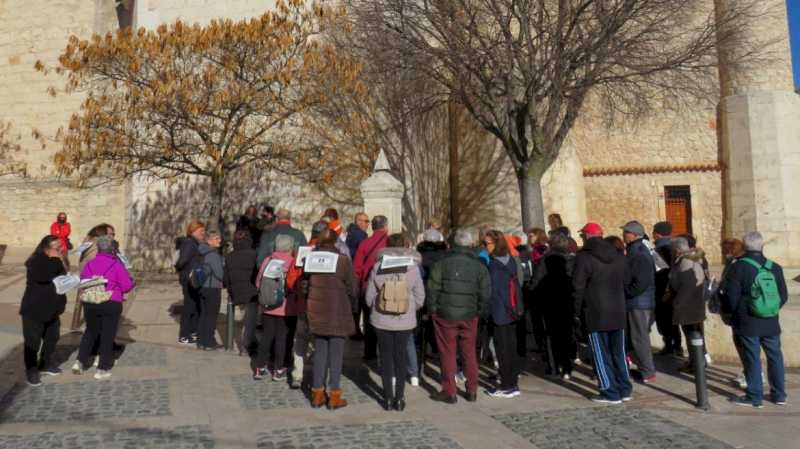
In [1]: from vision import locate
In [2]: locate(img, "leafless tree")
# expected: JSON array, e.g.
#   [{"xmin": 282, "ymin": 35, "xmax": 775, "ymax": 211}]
[{"xmin": 344, "ymin": 0, "xmax": 769, "ymax": 229}]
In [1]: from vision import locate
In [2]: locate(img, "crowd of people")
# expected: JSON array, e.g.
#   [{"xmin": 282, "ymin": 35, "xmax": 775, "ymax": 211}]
[{"xmin": 19, "ymin": 208, "xmax": 789, "ymax": 412}]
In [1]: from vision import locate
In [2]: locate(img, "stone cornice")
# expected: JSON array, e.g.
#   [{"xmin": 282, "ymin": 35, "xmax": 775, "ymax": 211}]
[{"xmin": 583, "ymin": 161, "xmax": 722, "ymax": 177}]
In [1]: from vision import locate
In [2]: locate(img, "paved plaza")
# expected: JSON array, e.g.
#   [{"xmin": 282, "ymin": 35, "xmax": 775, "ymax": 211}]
[{"xmin": 0, "ymin": 264, "xmax": 797, "ymax": 449}]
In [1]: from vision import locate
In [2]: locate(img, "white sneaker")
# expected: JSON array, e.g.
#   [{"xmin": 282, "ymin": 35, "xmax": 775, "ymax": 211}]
[
  {"xmin": 735, "ymin": 374, "xmax": 747, "ymax": 389},
  {"xmin": 93, "ymin": 357, "xmax": 100, "ymax": 368},
  {"xmin": 562, "ymin": 373, "xmax": 571, "ymax": 381},
  {"xmin": 410, "ymin": 376, "xmax": 419, "ymax": 387},
  {"xmin": 704, "ymin": 353, "xmax": 713, "ymax": 366},
  {"xmin": 455, "ymin": 371, "xmax": 466, "ymax": 383},
  {"xmin": 94, "ymin": 370, "xmax": 112, "ymax": 380},
  {"xmin": 71, "ymin": 361, "xmax": 84, "ymax": 375}
]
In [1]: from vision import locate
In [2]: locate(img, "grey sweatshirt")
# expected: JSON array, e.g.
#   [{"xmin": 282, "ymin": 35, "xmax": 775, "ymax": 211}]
[
  {"xmin": 199, "ymin": 244, "xmax": 224, "ymax": 289},
  {"xmin": 364, "ymin": 248, "xmax": 425, "ymax": 331}
]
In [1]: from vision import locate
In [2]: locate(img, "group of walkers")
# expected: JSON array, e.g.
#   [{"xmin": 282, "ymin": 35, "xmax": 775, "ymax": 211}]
[
  {"xmin": 20, "ymin": 218, "xmax": 134, "ymax": 386},
  {"xmin": 20, "ymin": 207, "xmax": 788, "ymax": 413}
]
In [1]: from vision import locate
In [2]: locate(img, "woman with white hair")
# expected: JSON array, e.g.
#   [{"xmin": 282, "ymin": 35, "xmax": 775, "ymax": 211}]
[{"xmin": 73, "ymin": 235, "xmax": 135, "ymax": 379}]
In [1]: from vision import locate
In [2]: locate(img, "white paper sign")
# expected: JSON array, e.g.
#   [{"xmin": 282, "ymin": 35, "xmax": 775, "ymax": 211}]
[
  {"xmin": 380, "ymin": 256, "xmax": 415, "ymax": 270},
  {"xmin": 53, "ymin": 274, "xmax": 81, "ymax": 295},
  {"xmin": 295, "ymin": 246, "xmax": 312, "ymax": 267},
  {"xmin": 303, "ymin": 252, "xmax": 339, "ymax": 273}
]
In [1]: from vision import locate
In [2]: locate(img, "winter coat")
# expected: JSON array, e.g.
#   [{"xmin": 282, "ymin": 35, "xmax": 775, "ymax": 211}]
[
  {"xmin": 257, "ymin": 251, "xmax": 304, "ymax": 317},
  {"xmin": 80, "ymin": 252, "xmax": 135, "ymax": 303},
  {"xmin": 533, "ymin": 251, "xmax": 576, "ymax": 323},
  {"xmin": 624, "ymin": 239, "xmax": 656, "ymax": 310},
  {"xmin": 19, "ymin": 253, "xmax": 67, "ymax": 322},
  {"xmin": 175, "ymin": 236, "xmax": 202, "ymax": 285},
  {"xmin": 667, "ymin": 249, "xmax": 707, "ymax": 325},
  {"xmin": 50, "ymin": 221, "xmax": 71, "ymax": 254},
  {"xmin": 654, "ymin": 237, "xmax": 673, "ymax": 303},
  {"xmin": 364, "ymin": 248, "xmax": 426, "ymax": 331},
  {"xmin": 353, "ymin": 228, "xmax": 389, "ymax": 292},
  {"xmin": 256, "ymin": 221, "xmax": 308, "ymax": 267},
  {"xmin": 572, "ymin": 237, "xmax": 627, "ymax": 332},
  {"xmin": 720, "ymin": 251, "xmax": 788, "ymax": 337},
  {"xmin": 426, "ymin": 246, "xmax": 491, "ymax": 321},
  {"xmin": 487, "ymin": 256, "xmax": 524, "ymax": 326},
  {"xmin": 345, "ymin": 223, "xmax": 368, "ymax": 260},
  {"xmin": 224, "ymin": 238, "xmax": 258, "ymax": 305},
  {"xmin": 199, "ymin": 244, "xmax": 224, "ymax": 289},
  {"xmin": 416, "ymin": 241, "xmax": 448, "ymax": 282},
  {"xmin": 301, "ymin": 247, "xmax": 358, "ymax": 337}
]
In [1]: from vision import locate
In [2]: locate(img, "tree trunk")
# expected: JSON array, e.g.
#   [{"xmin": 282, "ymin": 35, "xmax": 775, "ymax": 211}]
[
  {"xmin": 209, "ymin": 174, "xmax": 226, "ymax": 237},
  {"xmin": 517, "ymin": 170, "xmax": 546, "ymax": 231},
  {"xmin": 448, "ymin": 98, "xmax": 460, "ymax": 231}
]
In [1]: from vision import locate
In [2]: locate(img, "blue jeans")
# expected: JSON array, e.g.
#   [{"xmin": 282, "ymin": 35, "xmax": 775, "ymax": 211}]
[
  {"xmin": 589, "ymin": 329, "xmax": 632, "ymax": 401},
  {"xmin": 407, "ymin": 332, "xmax": 418, "ymax": 377},
  {"xmin": 734, "ymin": 333, "xmax": 786, "ymax": 405}
]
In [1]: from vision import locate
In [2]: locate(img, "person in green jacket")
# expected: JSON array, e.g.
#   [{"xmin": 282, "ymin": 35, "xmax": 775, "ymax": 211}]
[{"xmin": 427, "ymin": 228, "xmax": 491, "ymax": 404}]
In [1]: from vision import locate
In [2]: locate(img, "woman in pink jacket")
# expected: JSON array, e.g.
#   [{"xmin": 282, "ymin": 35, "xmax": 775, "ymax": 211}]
[{"xmin": 73, "ymin": 235, "xmax": 135, "ymax": 380}]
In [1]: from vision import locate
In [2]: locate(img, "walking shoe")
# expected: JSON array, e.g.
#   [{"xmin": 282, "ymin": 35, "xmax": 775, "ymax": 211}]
[
  {"xmin": 393, "ymin": 397, "xmax": 406, "ymax": 412},
  {"xmin": 92, "ymin": 357, "xmax": 100, "ymax": 368},
  {"xmin": 455, "ymin": 371, "xmax": 466, "ymax": 383},
  {"xmin": 590, "ymin": 395, "xmax": 622, "ymax": 405},
  {"xmin": 430, "ymin": 390, "xmax": 457, "ymax": 404},
  {"xmin": 622, "ymin": 395, "xmax": 633, "ymax": 402},
  {"xmin": 771, "ymin": 396, "xmax": 787, "ymax": 406},
  {"xmin": 94, "ymin": 370, "xmax": 112, "ymax": 380},
  {"xmin": 562, "ymin": 373, "xmax": 571, "ymax": 381},
  {"xmin": 466, "ymin": 391, "xmax": 478, "ymax": 402},
  {"xmin": 327, "ymin": 389, "xmax": 348, "ymax": 410},
  {"xmin": 642, "ymin": 374, "xmax": 656, "ymax": 384},
  {"xmin": 253, "ymin": 367, "xmax": 266, "ymax": 380},
  {"xmin": 410, "ymin": 376, "xmax": 419, "ymax": 387},
  {"xmin": 731, "ymin": 396, "xmax": 763, "ymax": 409},
  {"xmin": 485, "ymin": 388, "xmax": 520, "ymax": 399},
  {"xmin": 310, "ymin": 387, "xmax": 327, "ymax": 408},
  {"xmin": 40, "ymin": 366, "xmax": 62, "ymax": 376},
  {"xmin": 26, "ymin": 370, "xmax": 42, "ymax": 387},
  {"xmin": 734, "ymin": 374, "xmax": 747, "ymax": 389},
  {"xmin": 71, "ymin": 361, "xmax": 85, "ymax": 375},
  {"xmin": 178, "ymin": 337, "xmax": 193, "ymax": 345},
  {"xmin": 272, "ymin": 368, "xmax": 287, "ymax": 382}
]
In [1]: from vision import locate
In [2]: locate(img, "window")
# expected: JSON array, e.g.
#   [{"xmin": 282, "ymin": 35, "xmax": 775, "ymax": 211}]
[{"xmin": 116, "ymin": 0, "xmax": 134, "ymax": 29}]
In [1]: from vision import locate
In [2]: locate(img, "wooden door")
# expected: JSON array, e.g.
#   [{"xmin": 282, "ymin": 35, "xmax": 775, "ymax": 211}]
[{"xmin": 664, "ymin": 186, "xmax": 692, "ymax": 236}]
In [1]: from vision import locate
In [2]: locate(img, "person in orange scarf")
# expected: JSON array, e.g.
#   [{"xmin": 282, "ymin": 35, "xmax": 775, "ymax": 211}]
[{"xmin": 322, "ymin": 208, "xmax": 343, "ymax": 236}]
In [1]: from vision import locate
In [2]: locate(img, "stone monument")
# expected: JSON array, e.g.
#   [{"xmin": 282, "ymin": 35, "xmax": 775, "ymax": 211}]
[{"xmin": 360, "ymin": 150, "xmax": 404, "ymax": 234}]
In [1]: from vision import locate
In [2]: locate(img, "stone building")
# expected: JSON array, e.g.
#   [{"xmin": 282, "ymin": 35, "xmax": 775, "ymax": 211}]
[{"xmin": 1, "ymin": 0, "xmax": 798, "ymax": 271}]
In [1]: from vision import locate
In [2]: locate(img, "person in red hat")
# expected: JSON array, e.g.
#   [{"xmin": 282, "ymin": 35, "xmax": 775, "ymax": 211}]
[{"xmin": 573, "ymin": 222, "xmax": 632, "ymax": 404}]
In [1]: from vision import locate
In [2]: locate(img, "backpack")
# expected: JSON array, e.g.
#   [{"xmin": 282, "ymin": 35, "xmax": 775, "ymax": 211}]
[
  {"xmin": 377, "ymin": 274, "xmax": 409, "ymax": 315},
  {"xmin": 259, "ymin": 259, "xmax": 287, "ymax": 310},
  {"xmin": 740, "ymin": 258, "xmax": 781, "ymax": 318},
  {"xmin": 189, "ymin": 264, "xmax": 208, "ymax": 289},
  {"xmin": 508, "ymin": 258, "xmax": 524, "ymax": 320}
]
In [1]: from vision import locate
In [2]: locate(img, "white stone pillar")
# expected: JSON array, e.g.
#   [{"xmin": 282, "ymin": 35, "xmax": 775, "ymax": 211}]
[{"xmin": 360, "ymin": 150, "xmax": 404, "ymax": 234}]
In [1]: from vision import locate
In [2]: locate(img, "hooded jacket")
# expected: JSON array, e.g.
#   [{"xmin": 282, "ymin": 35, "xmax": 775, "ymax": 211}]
[
  {"xmin": 667, "ymin": 249, "xmax": 707, "ymax": 325},
  {"xmin": 19, "ymin": 252, "xmax": 67, "ymax": 322},
  {"xmin": 301, "ymin": 246, "xmax": 358, "ymax": 337},
  {"xmin": 573, "ymin": 237, "xmax": 627, "ymax": 332},
  {"xmin": 624, "ymin": 238, "xmax": 656, "ymax": 310},
  {"xmin": 224, "ymin": 237, "xmax": 258, "ymax": 305},
  {"xmin": 720, "ymin": 251, "xmax": 788, "ymax": 337},
  {"xmin": 199, "ymin": 244, "xmax": 224, "ymax": 289},
  {"xmin": 427, "ymin": 245, "xmax": 491, "ymax": 321},
  {"xmin": 488, "ymin": 255, "xmax": 523, "ymax": 326},
  {"xmin": 364, "ymin": 247, "xmax": 426, "ymax": 331}
]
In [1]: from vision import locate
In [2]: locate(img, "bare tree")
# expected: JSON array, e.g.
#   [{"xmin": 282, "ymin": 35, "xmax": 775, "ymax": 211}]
[{"xmin": 345, "ymin": 0, "xmax": 767, "ymax": 229}]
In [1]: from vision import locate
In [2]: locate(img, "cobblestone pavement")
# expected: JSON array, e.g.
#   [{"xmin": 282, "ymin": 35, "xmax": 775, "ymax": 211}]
[
  {"xmin": 54, "ymin": 342, "xmax": 169, "ymax": 369},
  {"xmin": 256, "ymin": 421, "xmax": 462, "ymax": 449},
  {"xmin": 0, "ymin": 379, "xmax": 170, "ymax": 423},
  {"xmin": 494, "ymin": 407, "xmax": 735, "ymax": 449},
  {"xmin": 231, "ymin": 373, "xmax": 373, "ymax": 410},
  {"xmin": 0, "ymin": 425, "xmax": 214, "ymax": 449}
]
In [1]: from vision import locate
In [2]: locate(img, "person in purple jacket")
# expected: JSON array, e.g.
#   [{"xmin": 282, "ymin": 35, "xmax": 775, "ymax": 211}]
[{"xmin": 73, "ymin": 235, "xmax": 135, "ymax": 380}]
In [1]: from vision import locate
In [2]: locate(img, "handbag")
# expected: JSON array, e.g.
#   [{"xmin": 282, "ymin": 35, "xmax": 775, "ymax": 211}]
[{"xmin": 79, "ymin": 277, "xmax": 112, "ymax": 304}]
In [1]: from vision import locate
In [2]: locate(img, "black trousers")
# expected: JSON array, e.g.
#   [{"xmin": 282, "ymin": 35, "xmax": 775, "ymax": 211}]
[
  {"xmin": 258, "ymin": 315, "xmax": 297, "ymax": 370},
  {"xmin": 78, "ymin": 301, "xmax": 122, "ymax": 370},
  {"xmin": 179, "ymin": 282, "xmax": 201, "ymax": 339},
  {"xmin": 198, "ymin": 288, "xmax": 221, "ymax": 348},
  {"xmin": 545, "ymin": 313, "xmax": 576, "ymax": 375},
  {"xmin": 22, "ymin": 316, "xmax": 61, "ymax": 372},
  {"xmin": 360, "ymin": 296, "xmax": 377, "ymax": 359},
  {"xmin": 376, "ymin": 328, "xmax": 411, "ymax": 400},
  {"xmin": 655, "ymin": 301, "xmax": 682, "ymax": 350},
  {"xmin": 494, "ymin": 322, "xmax": 520, "ymax": 390},
  {"xmin": 240, "ymin": 301, "xmax": 259, "ymax": 353}
]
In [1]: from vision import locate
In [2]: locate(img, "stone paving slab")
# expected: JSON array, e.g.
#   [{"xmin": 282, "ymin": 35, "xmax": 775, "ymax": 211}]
[
  {"xmin": 256, "ymin": 421, "xmax": 462, "ymax": 449},
  {"xmin": 53, "ymin": 342, "xmax": 168, "ymax": 369},
  {"xmin": 0, "ymin": 425, "xmax": 213, "ymax": 449},
  {"xmin": 0, "ymin": 379, "xmax": 171, "ymax": 423},
  {"xmin": 230, "ymin": 374, "xmax": 373, "ymax": 410},
  {"xmin": 494, "ymin": 406, "xmax": 735, "ymax": 449}
]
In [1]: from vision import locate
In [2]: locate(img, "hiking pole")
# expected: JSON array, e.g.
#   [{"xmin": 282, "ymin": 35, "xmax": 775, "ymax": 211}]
[
  {"xmin": 689, "ymin": 329, "xmax": 709, "ymax": 410},
  {"xmin": 226, "ymin": 296, "xmax": 235, "ymax": 352}
]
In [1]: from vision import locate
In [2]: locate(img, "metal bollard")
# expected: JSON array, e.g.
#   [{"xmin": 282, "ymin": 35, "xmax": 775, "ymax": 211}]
[
  {"xmin": 689, "ymin": 330, "xmax": 709, "ymax": 410},
  {"xmin": 226, "ymin": 299, "xmax": 235, "ymax": 352}
]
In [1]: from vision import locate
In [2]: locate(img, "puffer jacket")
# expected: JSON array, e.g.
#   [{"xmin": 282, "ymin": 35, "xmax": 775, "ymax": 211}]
[
  {"xmin": 365, "ymin": 248, "xmax": 425, "ymax": 331},
  {"xmin": 668, "ymin": 249, "xmax": 707, "ymax": 325},
  {"xmin": 573, "ymin": 237, "xmax": 627, "ymax": 332},
  {"xmin": 426, "ymin": 246, "xmax": 491, "ymax": 321},
  {"xmin": 80, "ymin": 252, "xmax": 135, "ymax": 303},
  {"xmin": 301, "ymin": 246, "xmax": 358, "ymax": 337},
  {"xmin": 624, "ymin": 239, "xmax": 656, "ymax": 310}
]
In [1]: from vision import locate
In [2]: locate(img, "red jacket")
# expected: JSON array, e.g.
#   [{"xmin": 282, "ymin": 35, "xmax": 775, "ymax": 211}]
[
  {"xmin": 352, "ymin": 229, "xmax": 388, "ymax": 292},
  {"xmin": 50, "ymin": 222, "xmax": 71, "ymax": 254}
]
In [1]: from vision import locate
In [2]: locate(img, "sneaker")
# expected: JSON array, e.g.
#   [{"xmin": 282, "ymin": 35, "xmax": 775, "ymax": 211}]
[
  {"xmin": 26, "ymin": 370, "xmax": 42, "ymax": 387},
  {"xmin": 734, "ymin": 374, "xmax": 747, "ymax": 389},
  {"xmin": 485, "ymin": 388, "xmax": 520, "ymax": 398},
  {"xmin": 178, "ymin": 337, "xmax": 192, "ymax": 345},
  {"xmin": 455, "ymin": 371, "xmax": 466, "ymax": 383},
  {"xmin": 71, "ymin": 361, "xmax": 85, "ymax": 375},
  {"xmin": 40, "ymin": 366, "xmax": 62, "ymax": 376},
  {"xmin": 731, "ymin": 396, "xmax": 763, "ymax": 409},
  {"xmin": 642, "ymin": 374, "xmax": 656, "ymax": 384},
  {"xmin": 410, "ymin": 376, "xmax": 419, "ymax": 387},
  {"xmin": 621, "ymin": 395, "xmax": 633, "ymax": 402},
  {"xmin": 94, "ymin": 370, "xmax": 112, "ymax": 380},
  {"xmin": 562, "ymin": 373, "xmax": 571, "ymax": 381},
  {"xmin": 771, "ymin": 395, "xmax": 787, "ymax": 406},
  {"xmin": 591, "ymin": 395, "xmax": 622, "ymax": 405},
  {"xmin": 253, "ymin": 367, "xmax": 266, "ymax": 381},
  {"xmin": 272, "ymin": 368, "xmax": 287, "ymax": 382},
  {"xmin": 92, "ymin": 357, "xmax": 100, "ymax": 368}
]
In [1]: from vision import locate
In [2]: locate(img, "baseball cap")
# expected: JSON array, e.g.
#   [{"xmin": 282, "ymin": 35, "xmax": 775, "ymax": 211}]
[
  {"xmin": 621, "ymin": 221, "xmax": 645, "ymax": 236},
  {"xmin": 580, "ymin": 223, "xmax": 603, "ymax": 236}
]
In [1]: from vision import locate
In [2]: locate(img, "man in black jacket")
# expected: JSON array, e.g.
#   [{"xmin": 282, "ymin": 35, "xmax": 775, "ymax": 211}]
[
  {"xmin": 721, "ymin": 231, "xmax": 788, "ymax": 408},
  {"xmin": 652, "ymin": 222, "xmax": 682, "ymax": 356},
  {"xmin": 573, "ymin": 223, "xmax": 631, "ymax": 404}
]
